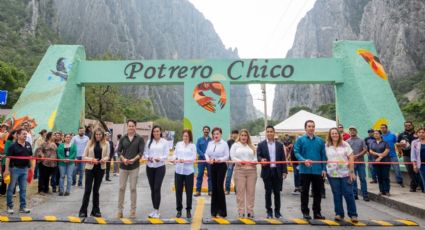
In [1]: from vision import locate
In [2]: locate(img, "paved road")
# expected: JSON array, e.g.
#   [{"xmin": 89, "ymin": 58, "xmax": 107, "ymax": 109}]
[{"xmin": 1, "ymin": 165, "xmax": 424, "ymax": 229}]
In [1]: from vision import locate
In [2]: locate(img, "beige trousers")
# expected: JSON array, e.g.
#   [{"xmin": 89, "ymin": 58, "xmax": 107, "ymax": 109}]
[
  {"xmin": 234, "ymin": 166, "xmax": 257, "ymax": 213},
  {"xmin": 118, "ymin": 167, "xmax": 140, "ymax": 212}
]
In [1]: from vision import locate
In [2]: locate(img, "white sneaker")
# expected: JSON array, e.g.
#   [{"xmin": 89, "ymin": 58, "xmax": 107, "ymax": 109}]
[
  {"xmin": 19, "ymin": 208, "xmax": 31, "ymax": 214},
  {"xmin": 7, "ymin": 207, "xmax": 14, "ymax": 214},
  {"xmin": 148, "ymin": 210, "xmax": 156, "ymax": 218},
  {"xmin": 153, "ymin": 210, "xmax": 160, "ymax": 219}
]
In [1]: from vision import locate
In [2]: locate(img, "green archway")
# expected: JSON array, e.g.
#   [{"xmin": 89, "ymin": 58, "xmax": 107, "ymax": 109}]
[{"xmin": 7, "ymin": 41, "xmax": 404, "ymax": 139}]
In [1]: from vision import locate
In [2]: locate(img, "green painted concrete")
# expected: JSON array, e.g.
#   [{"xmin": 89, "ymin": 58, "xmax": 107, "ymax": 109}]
[{"xmin": 7, "ymin": 40, "xmax": 404, "ymax": 142}]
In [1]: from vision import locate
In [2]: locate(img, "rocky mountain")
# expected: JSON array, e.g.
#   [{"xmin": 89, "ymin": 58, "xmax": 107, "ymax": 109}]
[
  {"xmin": 272, "ymin": 0, "xmax": 425, "ymax": 121},
  {"xmin": 4, "ymin": 0, "xmax": 258, "ymax": 125},
  {"xmin": 50, "ymin": 0, "xmax": 258, "ymax": 125}
]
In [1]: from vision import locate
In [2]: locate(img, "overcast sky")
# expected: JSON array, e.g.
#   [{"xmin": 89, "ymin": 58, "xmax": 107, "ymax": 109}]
[{"xmin": 188, "ymin": 0, "xmax": 316, "ymax": 117}]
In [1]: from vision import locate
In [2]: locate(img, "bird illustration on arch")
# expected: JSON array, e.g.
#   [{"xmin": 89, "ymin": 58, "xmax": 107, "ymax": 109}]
[
  {"xmin": 357, "ymin": 49, "xmax": 388, "ymax": 80},
  {"xmin": 193, "ymin": 82, "xmax": 227, "ymax": 113}
]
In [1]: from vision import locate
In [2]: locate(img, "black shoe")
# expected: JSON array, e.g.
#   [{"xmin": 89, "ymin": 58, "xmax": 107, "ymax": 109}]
[
  {"xmin": 363, "ymin": 196, "xmax": 370, "ymax": 202},
  {"xmin": 79, "ymin": 212, "xmax": 87, "ymax": 218},
  {"xmin": 354, "ymin": 195, "xmax": 359, "ymax": 200},
  {"xmin": 303, "ymin": 213, "xmax": 312, "ymax": 220},
  {"xmin": 322, "ymin": 194, "xmax": 326, "ymax": 199},
  {"xmin": 91, "ymin": 212, "xmax": 102, "ymax": 217},
  {"xmin": 106, "ymin": 178, "xmax": 111, "ymax": 181},
  {"xmin": 64, "ymin": 192, "xmax": 70, "ymax": 196},
  {"xmin": 52, "ymin": 188, "xmax": 57, "ymax": 193},
  {"xmin": 370, "ymin": 180, "xmax": 377, "ymax": 184},
  {"xmin": 314, "ymin": 213, "xmax": 325, "ymax": 219},
  {"xmin": 399, "ymin": 183, "xmax": 405, "ymax": 188},
  {"xmin": 187, "ymin": 210, "xmax": 192, "ymax": 219},
  {"xmin": 176, "ymin": 211, "xmax": 182, "ymax": 218},
  {"xmin": 72, "ymin": 183, "xmax": 76, "ymax": 186},
  {"xmin": 274, "ymin": 211, "xmax": 282, "ymax": 219},
  {"xmin": 266, "ymin": 211, "xmax": 273, "ymax": 219},
  {"xmin": 410, "ymin": 188, "xmax": 416, "ymax": 192},
  {"xmin": 59, "ymin": 192, "xmax": 64, "ymax": 196}
]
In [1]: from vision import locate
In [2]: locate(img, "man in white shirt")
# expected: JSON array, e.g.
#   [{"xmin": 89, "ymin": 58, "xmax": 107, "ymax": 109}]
[{"xmin": 71, "ymin": 127, "xmax": 89, "ymax": 187}]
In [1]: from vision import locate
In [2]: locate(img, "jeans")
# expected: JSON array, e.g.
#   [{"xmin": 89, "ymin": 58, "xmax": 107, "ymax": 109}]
[
  {"xmin": 196, "ymin": 162, "xmax": 211, "ymax": 192},
  {"xmin": 33, "ymin": 162, "xmax": 39, "ymax": 179},
  {"xmin": 7, "ymin": 167, "xmax": 28, "ymax": 209},
  {"xmin": 390, "ymin": 156, "xmax": 403, "ymax": 184},
  {"xmin": 225, "ymin": 164, "xmax": 234, "ymax": 192},
  {"xmin": 59, "ymin": 164, "xmax": 75, "ymax": 193},
  {"xmin": 175, "ymin": 173, "xmax": 194, "ymax": 211},
  {"xmin": 327, "ymin": 176, "xmax": 358, "ymax": 218},
  {"xmin": 353, "ymin": 164, "xmax": 368, "ymax": 197},
  {"xmin": 72, "ymin": 156, "xmax": 85, "ymax": 186},
  {"xmin": 376, "ymin": 165, "xmax": 390, "ymax": 193},
  {"xmin": 80, "ymin": 167, "xmax": 104, "ymax": 214},
  {"xmin": 403, "ymin": 156, "xmax": 423, "ymax": 190},
  {"xmin": 368, "ymin": 156, "xmax": 377, "ymax": 181},
  {"xmin": 146, "ymin": 165, "xmax": 166, "ymax": 209},
  {"xmin": 51, "ymin": 166, "xmax": 60, "ymax": 190},
  {"xmin": 293, "ymin": 164, "xmax": 300, "ymax": 188}
]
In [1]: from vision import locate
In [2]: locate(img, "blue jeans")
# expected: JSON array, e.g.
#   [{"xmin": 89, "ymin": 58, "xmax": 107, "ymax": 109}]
[
  {"xmin": 196, "ymin": 162, "xmax": 211, "ymax": 192},
  {"xmin": 390, "ymin": 156, "xmax": 403, "ymax": 184},
  {"xmin": 33, "ymin": 163, "xmax": 39, "ymax": 179},
  {"xmin": 327, "ymin": 176, "xmax": 358, "ymax": 218},
  {"xmin": 293, "ymin": 164, "xmax": 300, "ymax": 188},
  {"xmin": 225, "ymin": 164, "xmax": 234, "ymax": 192},
  {"xmin": 59, "ymin": 164, "xmax": 75, "ymax": 193},
  {"xmin": 72, "ymin": 156, "xmax": 85, "ymax": 186},
  {"xmin": 353, "ymin": 164, "xmax": 368, "ymax": 197},
  {"xmin": 7, "ymin": 167, "xmax": 28, "ymax": 209},
  {"xmin": 376, "ymin": 165, "xmax": 390, "ymax": 193}
]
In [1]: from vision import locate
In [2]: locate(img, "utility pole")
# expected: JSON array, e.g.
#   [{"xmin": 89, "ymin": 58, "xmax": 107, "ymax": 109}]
[{"xmin": 261, "ymin": 84, "xmax": 268, "ymax": 130}]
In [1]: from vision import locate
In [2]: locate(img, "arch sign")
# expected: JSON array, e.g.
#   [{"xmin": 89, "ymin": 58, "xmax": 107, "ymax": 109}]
[{"xmin": 7, "ymin": 41, "xmax": 404, "ymax": 139}]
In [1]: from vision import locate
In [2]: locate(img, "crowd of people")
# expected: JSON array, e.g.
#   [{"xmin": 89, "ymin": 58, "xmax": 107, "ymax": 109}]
[{"xmin": 0, "ymin": 118, "xmax": 425, "ymax": 223}]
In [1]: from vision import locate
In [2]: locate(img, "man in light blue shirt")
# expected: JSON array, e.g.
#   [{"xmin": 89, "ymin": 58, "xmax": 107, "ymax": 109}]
[
  {"xmin": 71, "ymin": 127, "xmax": 89, "ymax": 187},
  {"xmin": 194, "ymin": 126, "xmax": 212, "ymax": 196},
  {"xmin": 381, "ymin": 124, "xmax": 404, "ymax": 187}
]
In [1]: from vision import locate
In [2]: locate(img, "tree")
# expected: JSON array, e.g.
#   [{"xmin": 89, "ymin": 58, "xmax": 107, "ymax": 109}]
[
  {"xmin": 0, "ymin": 61, "xmax": 27, "ymax": 108},
  {"xmin": 288, "ymin": 106, "xmax": 312, "ymax": 116},
  {"xmin": 316, "ymin": 103, "xmax": 336, "ymax": 120}
]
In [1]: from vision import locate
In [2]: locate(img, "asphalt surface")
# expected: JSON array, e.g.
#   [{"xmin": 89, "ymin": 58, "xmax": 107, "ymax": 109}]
[{"xmin": 1, "ymin": 165, "xmax": 424, "ymax": 230}]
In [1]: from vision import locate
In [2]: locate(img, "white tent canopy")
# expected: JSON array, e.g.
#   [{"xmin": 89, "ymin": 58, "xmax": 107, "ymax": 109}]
[{"xmin": 274, "ymin": 110, "xmax": 336, "ymax": 134}]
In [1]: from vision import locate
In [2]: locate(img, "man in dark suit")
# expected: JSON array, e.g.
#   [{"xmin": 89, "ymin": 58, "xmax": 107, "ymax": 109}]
[{"xmin": 257, "ymin": 125, "xmax": 287, "ymax": 219}]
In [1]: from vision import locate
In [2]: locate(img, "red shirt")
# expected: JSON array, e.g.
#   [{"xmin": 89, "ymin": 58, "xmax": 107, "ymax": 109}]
[{"xmin": 342, "ymin": 132, "xmax": 350, "ymax": 141}]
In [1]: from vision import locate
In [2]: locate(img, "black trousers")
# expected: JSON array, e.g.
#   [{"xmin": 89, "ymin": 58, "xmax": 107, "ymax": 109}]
[
  {"xmin": 404, "ymin": 156, "xmax": 424, "ymax": 190},
  {"xmin": 211, "ymin": 163, "xmax": 227, "ymax": 217},
  {"xmin": 51, "ymin": 166, "xmax": 60, "ymax": 189},
  {"xmin": 105, "ymin": 161, "xmax": 111, "ymax": 180},
  {"xmin": 80, "ymin": 167, "xmax": 104, "ymax": 214},
  {"xmin": 0, "ymin": 164, "xmax": 6, "ymax": 195},
  {"xmin": 38, "ymin": 163, "xmax": 55, "ymax": 193},
  {"xmin": 300, "ymin": 173, "xmax": 323, "ymax": 215},
  {"xmin": 175, "ymin": 173, "xmax": 194, "ymax": 211},
  {"xmin": 147, "ymin": 165, "xmax": 166, "ymax": 209},
  {"xmin": 262, "ymin": 167, "xmax": 282, "ymax": 213}
]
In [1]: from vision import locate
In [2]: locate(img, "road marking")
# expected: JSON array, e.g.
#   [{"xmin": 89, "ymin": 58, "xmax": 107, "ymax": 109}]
[
  {"xmin": 346, "ymin": 219, "xmax": 367, "ymax": 226},
  {"xmin": 395, "ymin": 219, "xmax": 418, "ymax": 226},
  {"xmin": 0, "ymin": 216, "xmax": 9, "ymax": 222},
  {"xmin": 191, "ymin": 197, "xmax": 205, "ymax": 230},
  {"xmin": 44, "ymin": 216, "xmax": 57, "ymax": 222},
  {"xmin": 239, "ymin": 218, "xmax": 256, "ymax": 224}
]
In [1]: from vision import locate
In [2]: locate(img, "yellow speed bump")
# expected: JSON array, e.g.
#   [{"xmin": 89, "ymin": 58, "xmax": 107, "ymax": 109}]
[
  {"xmin": 395, "ymin": 219, "xmax": 418, "ymax": 226},
  {"xmin": 67, "ymin": 216, "xmax": 81, "ymax": 223},
  {"xmin": 346, "ymin": 219, "xmax": 367, "ymax": 226},
  {"xmin": 318, "ymin": 219, "xmax": 340, "ymax": 226},
  {"xmin": 371, "ymin": 220, "xmax": 393, "ymax": 226},
  {"xmin": 212, "ymin": 217, "xmax": 230, "ymax": 224},
  {"xmin": 148, "ymin": 218, "xmax": 164, "ymax": 224},
  {"xmin": 264, "ymin": 218, "xmax": 282, "ymax": 224},
  {"xmin": 95, "ymin": 217, "xmax": 107, "ymax": 224},
  {"xmin": 239, "ymin": 218, "xmax": 256, "ymax": 225},
  {"xmin": 120, "ymin": 218, "xmax": 133, "ymax": 224},
  {"xmin": 0, "ymin": 216, "xmax": 10, "ymax": 222},
  {"xmin": 174, "ymin": 218, "xmax": 189, "ymax": 224},
  {"xmin": 44, "ymin": 216, "xmax": 57, "ymax": 222},
  {"xmin": 290, "ymin": 218, "xmax": 309, "ymax": 224},
  {"xmin": 20, "ymin": 216, "xmax": 33, "ymax": 222}
]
